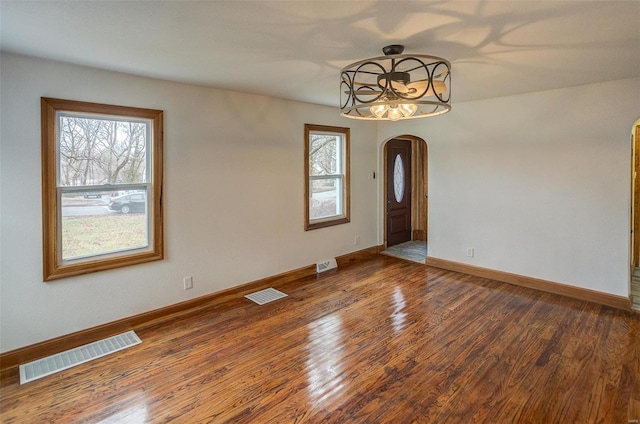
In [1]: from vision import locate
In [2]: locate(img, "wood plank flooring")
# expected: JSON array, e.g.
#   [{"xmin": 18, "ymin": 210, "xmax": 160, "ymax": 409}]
[{"xmin": 1, "ymin": 255, "xmax": 639, "ymax": 423}]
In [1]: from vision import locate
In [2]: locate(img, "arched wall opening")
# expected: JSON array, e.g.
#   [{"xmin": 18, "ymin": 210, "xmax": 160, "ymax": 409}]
[{"xmin": 379, "ymin": 134, "xmax": 428, "ymax": 255}]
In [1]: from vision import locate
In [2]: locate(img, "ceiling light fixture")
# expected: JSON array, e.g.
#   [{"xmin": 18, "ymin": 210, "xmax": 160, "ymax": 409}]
[{"xmin": 340, "ymin": 45, "xmax": 451, "ymax": 121}]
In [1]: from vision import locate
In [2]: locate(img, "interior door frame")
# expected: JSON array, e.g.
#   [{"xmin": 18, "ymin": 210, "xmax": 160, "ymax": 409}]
[
  {"xmin": 631, "ymin": 122, "xmax": 640, "ymax": 271},
  {"xmin": 383, "ymin": 135, "xmax": 428, "ymax": 250}
]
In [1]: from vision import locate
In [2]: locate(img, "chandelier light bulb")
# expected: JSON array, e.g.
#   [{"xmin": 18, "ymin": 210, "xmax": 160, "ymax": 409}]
[
  {"xmin": 400, "ymin": 103, "xmax": 418, "ymax": 117},
  {"xmin": 387, "ymin": 106, "xmax": 403, "ymax": 121},
  {"xmin": 370, "ymin": 104, "xmax": 388, "ymax": 119}
]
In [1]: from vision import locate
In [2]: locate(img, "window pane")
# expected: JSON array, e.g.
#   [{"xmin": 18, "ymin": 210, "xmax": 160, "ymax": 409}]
[
  {"xmin": 310, "ymin": 178, "xmax": 342, "ymax": 220},
  {"xmin": 393, "ymin": 153, "xmax": 405, "ymax": 203},
  {"xmin": 61, "ymin": 189, "xmax": 148, "ymax": 261},
  {"xmin": 309, "ymin": 134, "xmax": 340, "ymax": 176},
  {"xmin": 58, "ymin": 115, "xmax": 148, "ymax": 186}
]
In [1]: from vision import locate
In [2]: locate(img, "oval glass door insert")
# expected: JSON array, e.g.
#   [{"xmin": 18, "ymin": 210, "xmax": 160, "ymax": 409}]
[{"xmin": 393, "ymin": 154, "xmax": 404, "ymax": 203}]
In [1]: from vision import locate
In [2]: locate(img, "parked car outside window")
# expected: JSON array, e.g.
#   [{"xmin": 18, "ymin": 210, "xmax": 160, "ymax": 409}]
[
  {"xmin": 83, "ymin": 192, "xmax": 103, "ymax": 199},
  {"xmin": 109, "ymin": 193, "xmax": 146, "ymax": 214}
]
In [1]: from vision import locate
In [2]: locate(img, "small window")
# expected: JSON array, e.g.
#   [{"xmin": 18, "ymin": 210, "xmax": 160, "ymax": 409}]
[
  {"xmin": 304, "ymin": 124, "xmax": 350, "ymax": 230},
  {"xmin": 41, "ymin": 98, "xmax": 163, "ymax": 281}
]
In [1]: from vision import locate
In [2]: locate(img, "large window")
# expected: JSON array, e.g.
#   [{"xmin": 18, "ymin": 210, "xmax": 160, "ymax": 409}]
[
  {"xmin": 304, "ymin": 124, "xmax": 350, "ymax": 230},
  {"xmin": 41, "ymin": 98, "xmax": 163, "ymax": 281}
]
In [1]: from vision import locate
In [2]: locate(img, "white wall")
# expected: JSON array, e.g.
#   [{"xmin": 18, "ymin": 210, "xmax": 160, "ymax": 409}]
[
  {"xmin": 0, "ymin": 53, "xmax": 379, "ymax": 353},
  {"xmin": 378, "ymin": 78, "xmax": 640, "ymax": 297}
]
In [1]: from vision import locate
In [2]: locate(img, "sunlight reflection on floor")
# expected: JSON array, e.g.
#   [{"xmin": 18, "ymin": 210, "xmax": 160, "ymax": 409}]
[{"xmin": 305, "ymin": 314, "xmax": 345, "ymax": 408}]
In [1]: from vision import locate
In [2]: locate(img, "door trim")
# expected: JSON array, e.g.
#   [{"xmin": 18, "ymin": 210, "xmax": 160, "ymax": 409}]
[{"xmin": 633, "ymin": 124, "xmax": 640, "ymax": 268}]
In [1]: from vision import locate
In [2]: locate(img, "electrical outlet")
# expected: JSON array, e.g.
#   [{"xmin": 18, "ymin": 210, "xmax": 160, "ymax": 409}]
[
  {"xmin": 354, "ymin": 236, "xmax": 360, "ymax": 245},
  {"xmin": 466, "ymin": 248, "xmax": 474, "ymax": 258},
  {"xmin": 183, "ymin": 276, "xmax": 193, "ymax": 290}
]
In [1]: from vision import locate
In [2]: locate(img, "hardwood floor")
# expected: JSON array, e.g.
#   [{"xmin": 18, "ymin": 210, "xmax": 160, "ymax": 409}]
[{"xmin": 1, "ymin": 255, "xmax": 639, "ymax": 423}]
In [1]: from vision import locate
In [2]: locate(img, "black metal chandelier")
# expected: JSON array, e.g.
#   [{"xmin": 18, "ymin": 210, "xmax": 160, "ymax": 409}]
[{"xmin": 340, "ymin": 45, "xmax": 451, "ymax": 121}]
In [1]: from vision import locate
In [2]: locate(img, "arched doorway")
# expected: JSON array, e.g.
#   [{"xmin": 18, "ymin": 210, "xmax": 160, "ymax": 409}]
[{"xmin": 381, "ymin": 135, "xmax": 428, "ymax": 263}]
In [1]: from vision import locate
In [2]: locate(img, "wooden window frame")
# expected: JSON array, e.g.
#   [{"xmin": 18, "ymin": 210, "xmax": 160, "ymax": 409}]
[
  {"xmin": 304, "ymin": 124, "xmax": 351, "ymax": 231},
  {"xmin": 41, "ymin": 98, "xmax": 164, "ymax": 281}
]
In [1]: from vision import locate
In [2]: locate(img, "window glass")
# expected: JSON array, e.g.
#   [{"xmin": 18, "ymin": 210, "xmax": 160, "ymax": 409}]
[{"xmin": 309, "ymin": 177, "xmax": 342, "ymax": 220}]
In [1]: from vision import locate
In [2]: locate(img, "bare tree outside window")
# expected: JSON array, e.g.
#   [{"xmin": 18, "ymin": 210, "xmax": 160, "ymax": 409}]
[{"xmin": 59, "ymin": 116, "xmax": 147, "ymax": 186}]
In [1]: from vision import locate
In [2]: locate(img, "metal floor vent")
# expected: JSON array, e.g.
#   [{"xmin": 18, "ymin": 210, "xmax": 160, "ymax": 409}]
[
  {"xmin": 316, "ymin": 258, "xmax": 337, "ymax": 273},
  {"xmin": 245, "ymin": 287, "xmax": 288, "ymax": 305},
  {"xmin": 19, "ymin": 331, "xmax": 141, "ymax": 384}
]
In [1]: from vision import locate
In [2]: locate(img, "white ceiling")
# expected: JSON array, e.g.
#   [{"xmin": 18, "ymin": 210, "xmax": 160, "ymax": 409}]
[{"xmin": 1, "ymin": 1, "xmax": 639, "ymax": 106}]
